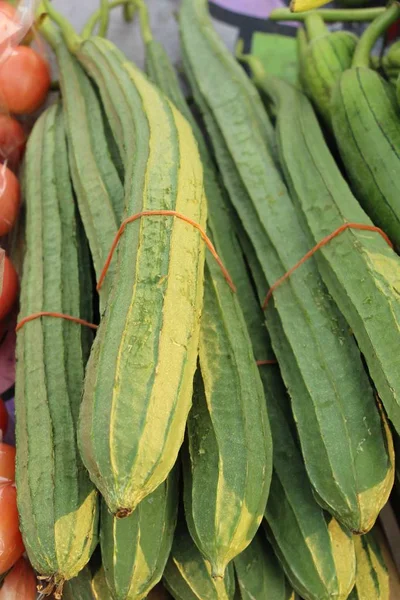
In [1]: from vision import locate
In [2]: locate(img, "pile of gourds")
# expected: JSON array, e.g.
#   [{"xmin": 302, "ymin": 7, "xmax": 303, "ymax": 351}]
[{"xmin": 12, "ymin": 0, "xmax": 400, "ymax": 598}]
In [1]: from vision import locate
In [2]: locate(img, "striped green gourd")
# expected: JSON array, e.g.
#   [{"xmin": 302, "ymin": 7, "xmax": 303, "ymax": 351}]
[
  {"xmin": 39, "ymin": 18, "xmax": 124, "ymax": 308},
  {"xmin": 349, "ymin": 528, "xmax": 390, "ymax": 599},
  {"xmin": 331, "ymin": 4, "xmax": 400, "ymax": 250},
  {"xmin": 244, "ymin": 52, "xmax": 400, "ymax": 443},
  {"xmin": 64, "ymin": 565, "xmax": 109, "ymax": 600},
  {"xmin": 135, "ymin": 1, "xmax": 272, "ymax": 577},
  {"xmin": 138, "ymin": 11, "xmax": 357, "ymax": 597},
  {"xmin": 101, "ymin": 467, "xmax": 178, "ymax": 600},
  {"xmin": 179, "ymin": 0, "xmax": 393, "ymax": 533},
  {"xmin": 235, "ymin": 227, "xmax": 356, "ymax": 600},
  {"xmin": 40, "ymin": 1, "xmax": 208, "ymax": 516},
  {"xmin": 163, "ymin": 518, "xmax": 236, "ymax": 600},
  {"xmin": 300, "ymin": 13, "xmax": 357, "ymax": 124},
  {"xmin": 15, "ymin": 104, "xmax": 98, "ymax": 597},
  {"xmin": 234, "ymin": 531, "xmax": 296, "ymax": 600}
]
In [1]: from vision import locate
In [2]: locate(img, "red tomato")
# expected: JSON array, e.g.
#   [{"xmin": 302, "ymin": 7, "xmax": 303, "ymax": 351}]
[
  {"xmin": 0, "ymin": 399, "xmax": 7, "ymax": 436},
  {"xmin": 0, "ymin": 483, "xmax": 24, "ymax": 574},
  {"xmin": 0, "ymin": 115, "xmax": 25, "ymax": 170},
  {"xmin": 0, "ymin": 557, "xmax": 36, "ymax": 600},
  {"xmin": 0, "ymin": 2, "xmax": 16, "ymax": 21},
  {"xmin": 0, "ymin": 257, "xmax": 18, "ymax": 321},
  {"xmin": 0, "ymin": 444, "xmax": 14, "ymax": 481},
  {"xmin": 0, "ymin": 46, "xmax": 51, "ymax": 115},
  {"xmin": 0, "ymin": 166, "xmax": 20, "ymax": 236}
]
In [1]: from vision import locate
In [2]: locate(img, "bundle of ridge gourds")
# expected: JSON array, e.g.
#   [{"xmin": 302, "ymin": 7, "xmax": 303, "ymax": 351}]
[{"xmin": 13, "ymin": 0, "xmax": 400, "ymax": 597}]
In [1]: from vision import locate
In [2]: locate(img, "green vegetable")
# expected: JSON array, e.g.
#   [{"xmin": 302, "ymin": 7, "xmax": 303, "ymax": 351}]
[
  {"xmin": 247, "ymin": 46, "xmax": 400, "ymax": 443},
  {"xmin": 15, "ymin": 104, "xmax": 98, "ymax": 597},
  {"xmin": 331, "ymin": 4, "xmax": 400, "ymax": 250},
  {"xmin": 179, "ymin": 0, "xmax": 392, "ymax": 533},
  {"xmin": 234, "ymin": 532, "xmax": 296, "ymax": 600},
  {"xmin": 163, "ymin": 518, "xmax": 236, "ymax": 600},
  {"xmin": 382, "ymin": 40, "xmax": 400, "ymax": 84},
  {"xmin": 101, "ymin": 468, "xmax": 178, "ymax": 600},
  {"xmin": 234, "ymin": 226, "xmax": 356, "ymax": 600},
  {"xmin": 40, "ymin": 0, "xmax": 208, "ymax": 517},
  {"xmin": 39, "ymin": 18, "xmax": 124, "ymax": 309},
  {"xmin": 137, "ymin": 1, "xmax": 272, "ymax": 577},
  {"xmin": 64, "ymin": 565, "xmax": 109, "ymax": 599},
  {"xmin": 349, "ymin": 529, "xmax": 390, "ymax": 599},
  {"xmin": 301, "ymin": 13, "xmax": 357, "ymax": 124}
]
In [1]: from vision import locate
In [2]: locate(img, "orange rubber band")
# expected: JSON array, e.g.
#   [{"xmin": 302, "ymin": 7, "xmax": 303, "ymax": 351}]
[
  {"xmin": 262, "ymin": 223, "xmax": 392, "ymax": 311},
  {"xmin": 97, "ymin": 210, "xmax": 237, "ymax": 293},
  {"xmin": 16, "ymin": 312, "xmax": 98, "ymax": 333}
]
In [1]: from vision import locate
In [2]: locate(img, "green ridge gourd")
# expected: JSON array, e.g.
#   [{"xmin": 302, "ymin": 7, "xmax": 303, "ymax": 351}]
[
  {"xmin": 244, "ymin": 53, "xmax": 400, "ymax": 445},
  {"xmin": 163, "ymin": 518, "xmax": 236, "ymax": 600},
  {"xmin": 39, "ymin": 18, "xmax": 124, "ymax": 309},
  {"xmin": 331, "ymin": 4, "xmax": 400, "ymax": 250},
  {"xmin": 300, "ymin": 13, "xmax": 357, "ymax": 124},
  {"xmin": 135, "ymin": 1, "xmax": 272, "ymax": 577},
  {"xmin": 15, "ymin": 104, "xmax": 99, "ymax": 597},
  {"xmin": 234, "ymin": 224, "xmax": 356, "ymax": 600},
  {"xmin": 234, "ymin": 532, "xmax": 296, "ymax": 600},
  {"xmin": 138, "ymin": 11, "xmax": 357, "ymax": 596},
  {"xmin": 179, "ymin": 0, "xmax": 392, "ymax": 533},
  {"xmin": 40, "ymin": 1, "xmax": 208, "ymax": 516},
  {"xmin": 101, "ymin": 466, "xmax": 179, "ymax": 600}
]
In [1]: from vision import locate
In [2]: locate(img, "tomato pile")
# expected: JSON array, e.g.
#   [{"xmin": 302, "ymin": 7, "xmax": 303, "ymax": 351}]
[{"xmin": 0, "ymin": 1, "xmax": 51, "ymax": 596}]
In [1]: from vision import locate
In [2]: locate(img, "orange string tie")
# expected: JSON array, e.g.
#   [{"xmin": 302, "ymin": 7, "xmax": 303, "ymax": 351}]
[
  {"xmin": 97, "ymin": 210, "xmax": 237, "ymax": 293},
  {"xmin": 256, "ymin": 359, "xmax": 278, "ymax": 366},
  {"xmin": 16, "ymin": 312, "xmax": 98, "ymax": 333},
  {"xmin": 262, "ymin": 222, "xmax": 393, "ymax": 311}
]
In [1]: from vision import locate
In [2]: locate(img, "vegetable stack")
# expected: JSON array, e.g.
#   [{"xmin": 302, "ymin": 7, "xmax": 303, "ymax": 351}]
[{"xmin": 5, "ymin": 0, "xmax": 400, "ymax": 598}]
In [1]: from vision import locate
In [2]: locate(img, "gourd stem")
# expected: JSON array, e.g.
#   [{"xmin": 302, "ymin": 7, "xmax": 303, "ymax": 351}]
[
  {"xmin": 82, "ymin": 0, "xmax": 135, "ymax": 38},
  {"xmin": 123, "ymin": 1, "xmax": 136, "ymax": 22},
  {"xmin": 304, "ymin": 13, "xmax": 328, "ymax": 39},
  {"xmin": 134, "ymin": 0, "xmax": 153, "ymax": 44},
  {"xmin": 269, "ymin": 6, "xmax": 385, "ymax": 22},
  {"xmin": 37, "ymin": 8, "xmax": 61, "ymax": 50},
  {"xmin": 98, "ymin": 0, "xmax": 110, "ymax": 37},
  {"xmin": 297, "ymin": 26, "xmax": 309, "ymax": 84},
  {"xmin": 38, "ymin": 0, "xmax": 81, "ymax": 53},
  {"xmin": 352, "ymin": 2, "xmax": 400, "ymax": 68}
]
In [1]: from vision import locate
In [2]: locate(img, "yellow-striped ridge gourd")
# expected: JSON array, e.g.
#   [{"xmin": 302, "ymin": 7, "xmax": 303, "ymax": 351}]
[
  {"xmin": 141, "ymin": 11, "xmax": 357, "ymax": 591},
  {"xmin": 234, "ymin": 532, "xmax": 297, "ymax": 600},
  {"xmin": 15, "ymin": 104, "xmax": 99, "ymax": 596},
  {"xmin": 331, "ymin": 4, "xmax": 400, "ymax": 250},
  {"xmin": 243, "ymin": 50, "xmax": 400, "ymax": 448},
  {"xmin": 38, "ymin": 17, "xmax": 124, "ymax": 309},
  {"xmin": 348, "ymin": 528, "xmax": 391, "ymax": 599},
  {"xmin": 40, "ymin": 0, "xmax": 208, "ymax": 517},
  {"xmin": 179, "ymin": 0, "xmax": 393, "ymax": 533},
  {"xmin": 163, "ymin": 517, "xmax": 236, "ymax": 600},
  {"xmin": 234, "ymin": 225, "xmax": 356, "ymax": 600},
  {"xmin": 135, "ymin": 0, "xmax": 272, "ymax": 577},
  {"xmin": 100, "ymin": 467, "xmax": 179, "ymax": 600}
]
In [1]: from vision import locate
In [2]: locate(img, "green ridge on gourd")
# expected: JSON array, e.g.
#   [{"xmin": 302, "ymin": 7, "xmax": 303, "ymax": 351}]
[
  {"xmin": 331, "ymin": 4, "xmax": 400, "ymax": 250},
  {"xmin": 349, "ymin": 529, "xmax": 390, "ymax": 599},
  {"xmin": 245, "ymin": 53, "xmax": 400, "ymax": 449},
  {"xmin": 179, "ymin": 0, "xmax": 392, "ymax": 534},
  {"xmin": 40, "ymin": 1, "xmax": 208, "ymax": 516},
  {"xmin": 15, "ymin": 103, "xmax": 99, "ymax": 597},
  {"xmin": 39, "ymin": 18, "xmax": 124, "ymax": 310},
  {"xmin": 234, "ymin": 531, "xmax": 296, "ymax": 600},
  {"xmin": 101, "ymin": 467, "xmax": 179, "ymax": 600},
  {"xmin": 234, "ymin": 229, "xmax": 356, "ymax": 600},
  {"xmin": 163, "ymin": 518, "xmax": 236, "ymax": 600},
  {"xmin": 137, "ymin": 2, "xmax": 272, "ymax": 578}
]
